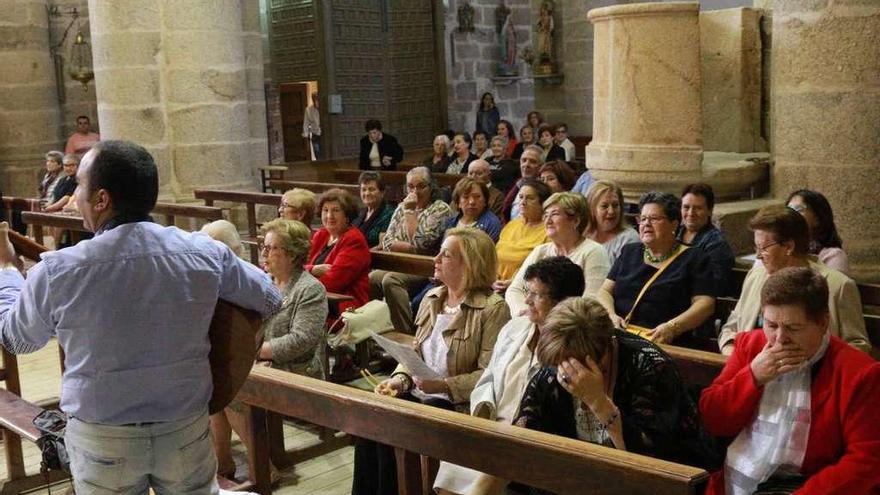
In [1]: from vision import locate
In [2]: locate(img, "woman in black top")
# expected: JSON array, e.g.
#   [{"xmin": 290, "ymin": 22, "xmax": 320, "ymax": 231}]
[
  {"xmin": 358, "ymin": 119, "xmax": 404, "ymax": 171},
  {"xmin": 596, "ymin": 191, "xmax": 715, "ymax": 345},
  {"xmin": 513, "ymin": 298, "xmax": 720, "ymax": 474}
]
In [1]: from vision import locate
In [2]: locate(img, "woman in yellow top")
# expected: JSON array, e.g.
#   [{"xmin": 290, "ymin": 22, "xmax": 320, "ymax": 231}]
[{"xmin": 492, "ymin": 179, "xmax": 551, "ymax": 293}]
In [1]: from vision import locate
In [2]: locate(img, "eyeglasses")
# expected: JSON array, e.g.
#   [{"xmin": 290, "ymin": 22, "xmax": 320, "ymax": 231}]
[
  {"xmin": 754, "ymin": 241, "xmax": 781, "ymax": 255},
  {"xmin": 637, "ymin": 215, "xmax": 667, "ymax": 225},
  {"xmin": 260, "ymin": 244, "xmax": 284, "ymax": 254},
  {"xmin": 524, "ymin": 289, "xmax": 552, "ymax": 301},
  {"xmin": 279, "ymin": 202, "xmax": 294, "ymax": 210},
  {"xmin": 406, "ymin": 183, "xmax": 429, "ymax": 191},
  {"xmin": 542, "ymin": 210, "xmax": 567, "ymax": 221}
]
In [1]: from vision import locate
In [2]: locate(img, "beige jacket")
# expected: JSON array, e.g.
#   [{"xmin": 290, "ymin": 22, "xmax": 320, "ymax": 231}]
[
  {"xmin": 395, "ymin": 286, "xmax": 511, "ymax": 404},
  {"xmin": 719, "ymin": 260, "xmax": 869, "ymax": 354}
]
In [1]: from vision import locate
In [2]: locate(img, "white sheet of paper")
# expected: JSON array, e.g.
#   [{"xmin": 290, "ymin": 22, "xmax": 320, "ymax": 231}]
[{"xmin": 370, "ymin": 331, "xmax": 442, "ymax": 380}]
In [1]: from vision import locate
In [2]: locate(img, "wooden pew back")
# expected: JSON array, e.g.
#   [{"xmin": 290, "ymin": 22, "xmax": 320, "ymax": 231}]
[{"xmin": 238, "ymin": 366, "xmax": 709, "ymax": 495}]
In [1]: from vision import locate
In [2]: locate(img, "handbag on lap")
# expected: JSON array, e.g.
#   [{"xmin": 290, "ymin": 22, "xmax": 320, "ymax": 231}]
[
  {"xmin": 622, "ymin": 245, "xmax": 689, "ymax": 337},
  {"xmin": 327, "ymin": 299, "xmax": 393, "ymax": 348}
]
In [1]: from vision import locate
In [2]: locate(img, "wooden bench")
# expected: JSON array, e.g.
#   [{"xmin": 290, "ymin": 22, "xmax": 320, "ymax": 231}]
[
  {"xmin": 22, "ymin": 203, "xmax": 225, "ymax": 246},
  {"xmin": 193, "ymin": 189, "xmax": 282, "ymax": 264},
  {"xmin": 369, "ymin": 249, "xmax": 435, "ymax": 278},
  {"xmin": 334, "ymin": 168, "xmax": 466, "ymax": 193},
  {"xmin": 238, "ymin": 366, "xmax": 709, "ymax": 495},
  {"xmin": 266, "ymin": 180, "xmax": 360, "ymax": 199}
]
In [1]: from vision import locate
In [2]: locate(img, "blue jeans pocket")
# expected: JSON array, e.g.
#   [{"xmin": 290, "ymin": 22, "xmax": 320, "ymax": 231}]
[{"xmin": 69, "ymin": 445, "xmax": 127, "ymax": 493}]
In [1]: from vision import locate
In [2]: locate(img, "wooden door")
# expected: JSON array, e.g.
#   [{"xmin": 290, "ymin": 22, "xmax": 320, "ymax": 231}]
[{"xmin": 280, "ymin": 83, "xmax": 309, "ymax": 162}]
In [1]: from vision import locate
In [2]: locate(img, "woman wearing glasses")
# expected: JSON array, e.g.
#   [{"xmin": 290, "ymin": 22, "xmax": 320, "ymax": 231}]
[
  {"xmin": 786, "ymin": 189, "xmax": 850, "ymax": 275},
  {"xmin": 596, "ymin": 192, "xmax": 715, "ymax": 345},
  {"xmin": 718, "ymin": 204, "xmax": 868, "ymax": 355},
  {"xmin": 211, "ymin": 218, "xmax": 327, "ymax": 480},
  {"xmin": 505, "ymin": 192, "xmax": 610, "ymax": 317},
  {"xmin": 278, "ymin": 188, "xmax": 316, "ymax": 228}
]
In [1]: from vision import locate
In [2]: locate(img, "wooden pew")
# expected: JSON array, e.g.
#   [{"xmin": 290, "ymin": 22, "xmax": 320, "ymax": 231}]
[
  {"xmin": 22, "ymin": 203, "xmax": 225, "ymax": 247},
  {"xmin": 193, "ymin": 189, "xmax": 282, "ymax": 264},
  {"xmin": 334, "ymin": 169, "xmax": 465, "ymax": 189},
  {"xmin": 238, "ymin": 366, "xmax": 709, "ymax": 495},
  {"xmin": 370, "ymin": 249, "xmax": 435, "ymax": 278},
  {"xmin": 267, "ymin": 180, "xmax": 360, "ymax": 198}
]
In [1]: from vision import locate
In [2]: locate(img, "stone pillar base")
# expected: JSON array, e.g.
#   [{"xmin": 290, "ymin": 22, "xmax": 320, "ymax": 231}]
[{"xmin": 587, "ymin": 143, "xmax": 703, "ymax": 202}]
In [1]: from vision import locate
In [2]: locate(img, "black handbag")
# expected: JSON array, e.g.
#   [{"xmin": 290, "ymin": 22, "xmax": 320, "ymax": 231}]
[{"xmin": 33, "ymin": 409, "xmax": 71, "ymax": 474}]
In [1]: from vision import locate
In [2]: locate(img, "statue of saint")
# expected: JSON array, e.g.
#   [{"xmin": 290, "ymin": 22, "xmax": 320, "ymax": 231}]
[
  {"xmin": 535, "ymin": 0, "xmax": 556, "ymax": 74},
  {"xmin": 498, "ymin": 9, "xmax": 518, "ymax": 76}
]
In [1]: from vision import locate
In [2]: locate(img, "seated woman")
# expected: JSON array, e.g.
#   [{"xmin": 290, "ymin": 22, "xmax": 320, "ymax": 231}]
[
  {"xmin": 473, "ymin": 130, "xmax": 492, "ymax": 160},
  {"xmin": 434, "ymin": 256, "xmax": 585, "ymax": 495},
  {"xmin": 700, "ymin": 267, "xmax": 880, "ymax": 494},
  {"xmin": 210, "ymin": 218, "xmax": 327, "ymax": 480},
  {"xmin": 352, "ymin": 227, "xmax": 511, "ymax": 495},
  {"xmin": 370, "ymin": 166, "xmax": 452, "ymax": 333},
  {"xmin": 786, "ymin": 189, "xmax": 849, "ymax": 275},
  {"xmin": 445, "ymin": 177, "xmax": 502, "ymax": 241},
  {"xmin": 596, "ymin": 191, "xmax": 715, "ymax": 345},
  {"xmin": 38, "ymin": 151, "xmax": 63, "ymax": 205},
  {"xmin": 509, "ymin": 298, "xmax": 718, "ymax": 481},
  {"xmin": 351, "ymin": 171, "xmax": 395, "ymax": 248},
  {"xmin": 359, "ymin": 119, "xmax": 403, "ymax": 171},
  {"xmin": 422, "ymin": 134, "xmax": 451, "ymax": 173},
  {"xmin": 584, "ymin": 180, "xmax": 639, "ymax": 266},
  {"xmin": 446, "ymin": 132, "xmax": 478, "ymax": 175},
  {"xmin": 306, "ymin": 188, "xmax": 370, "ymax": 315},
  {"xmin": 535, "ymin": 124, "xmax": 566, "ymax": 163},
  {"xmin": 278, "ymin": 187, "xmax": 316, "ymax": 228},
  {"xmin": 506, "ymin": 192, "xmax": 610, "ymax": 316},
  {"xmin": 493, "ymin": 179, "xmax": 550, "ymax": 293},
  {"xmin": 538, "ymin": 160, "xmax": 576, "ymax": 193},
  {"xmin": 487, "ymin": 135, "xmax": 519, "ymax": 194},
  {"xmin": 495, "ymin": 120, "xmax": 518, "ymax": 159},
  {"xmin": 676, "ymin": 183, "xmax": 735, "ymax": 296},
  {"xmin": 719, "ymin": 204, "xmax": 868, "ymax": 355},
  {"xmin": 510, "ymin": 125, "xmax": 535, "ymax": 160},
  {"xmin": 43, "ymin": 154, "xmax": 78, "ymax": 213}
]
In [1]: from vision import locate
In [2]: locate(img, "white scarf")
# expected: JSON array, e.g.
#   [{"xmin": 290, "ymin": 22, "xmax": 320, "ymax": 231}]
[{"xmin": 724, "ymin": 332, "xmax": 830, "ymax": 495}]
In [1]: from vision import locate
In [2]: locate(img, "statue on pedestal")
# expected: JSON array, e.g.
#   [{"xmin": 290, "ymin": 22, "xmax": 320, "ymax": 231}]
[
  {"xmin": 496, "ymin": 4, "xmax": 518, "ymax": 76},
  {"xmin": 535, "ymin": 0, "xmax": 556, "ymax": 75}
]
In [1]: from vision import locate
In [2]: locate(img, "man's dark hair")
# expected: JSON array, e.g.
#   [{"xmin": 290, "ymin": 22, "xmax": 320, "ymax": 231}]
[
  {"xmin": 681, "ymin": 182, "xmax": 716, "ymax": 210},
  {"xmin": 365, "ymin": 119, "xmax": 382, "ymax": 132},
  {"xmin": 88, "ymin": 140, "xmax": 158, "ymax": 217},
  {"xmin": 524, "ymin": 256, "xmax": 585, "ymax": 302},
  {"xmin": 76, "ymin": 115, "xmax": 90, "ymax": 123}
]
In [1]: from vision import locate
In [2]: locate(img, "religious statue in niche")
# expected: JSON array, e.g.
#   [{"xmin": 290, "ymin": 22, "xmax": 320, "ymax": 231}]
[
  {"xmin": 535, "ymin": 0, "xmax": 556, "ymax": 75},
  {"xmin": 496, "ymin": 3, "xmax": 518, "ymax": 76},
  {"xmin": 458, "ymin": 1, "xmax": 475, "ymax": 33}
]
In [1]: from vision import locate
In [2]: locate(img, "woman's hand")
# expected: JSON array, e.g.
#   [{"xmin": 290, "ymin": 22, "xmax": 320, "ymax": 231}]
[
  {"xmin": 750, "ymin": 339, "xmax": 809, "ymax": 386},
  {"xmin": 645, "ymin": 322, "xmax": 676, "ymax": 344},
  {"xmin": 608, "ymin": 313, "xmax": 626, "ymax": 330},
  {"xmin": 375, "ymin": 375, "xmax": 408, "ymax": 397},
  {"xmin": 382, "ymin": 156, "xmax": 393, "ymax": 167},
  {"xmin": 311, "ymin": 264, "xmax": 331, "ymax": 278},
  {"xmin": 491, "ymin": 279, "xmax": 511, "ymax": 294},
  {"xmin": 558, "ymin": 357, "xmax": 608, "ymax": 410},
  {"xmin": 402, "ymin": 192, "xmax": 419, "ymax": 210},
  {"xmin": 412, "ymin": 377, "xmax": 449, "ymax": 395}
]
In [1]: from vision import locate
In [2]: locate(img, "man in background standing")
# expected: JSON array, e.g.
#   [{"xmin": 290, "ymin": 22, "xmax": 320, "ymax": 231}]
[
  {"xmin": 303, "ymin": 92, "xmax": 321, "ymax": 160},
  {"xmin": 65, "ymin": 115, "xmax": 101, "ymax": 159}
]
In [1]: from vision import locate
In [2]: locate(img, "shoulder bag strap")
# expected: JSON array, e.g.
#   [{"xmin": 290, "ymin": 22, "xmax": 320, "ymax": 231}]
[{"xmin": 623, "ymin": 245, "xmax": 690, "ymax": 326}]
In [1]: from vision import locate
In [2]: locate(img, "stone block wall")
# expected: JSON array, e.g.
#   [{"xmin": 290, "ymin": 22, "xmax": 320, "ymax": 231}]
[
  {"xmin": 444, "ymin": 0, "xmax": 534, "ymax": 134},
  {"xmin": 49, "ymin": 0, "xmax": 98, "ymax": 141}
]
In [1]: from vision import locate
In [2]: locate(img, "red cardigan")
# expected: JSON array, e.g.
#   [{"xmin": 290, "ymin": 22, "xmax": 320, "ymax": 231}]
[
  {"xmin": 305, "ymin": 227, "xmax": 371, "ymax": 314},
  {"xmin": 699, "ymin": 330, "xmax": 880, "ymax": 494}
]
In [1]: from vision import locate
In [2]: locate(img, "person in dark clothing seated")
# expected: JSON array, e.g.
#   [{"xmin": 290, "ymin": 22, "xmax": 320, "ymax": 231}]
[
  {"xmin": 675, "ymin": 183, "xmax": 735, "ymax": 296},
  {"xmin": 358, "ymin": 119, "xmax": 403, "ymax": 171},
  {"xmin": 515, "ymin": 298, "xmax": 720, "ymax": 467}
]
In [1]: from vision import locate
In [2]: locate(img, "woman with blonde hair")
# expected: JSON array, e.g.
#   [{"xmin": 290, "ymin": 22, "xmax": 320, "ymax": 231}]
[
  {"xmin": 210, "ymin": 218, "xmax": 327, "ymax": 480},
  {"xmin": 200, "ymin": 219, "xmax": 244, "ymax": 258},
  {"xmin": 506, "ymin": 192, "xmax": 610, "ymax": 316},
  {"xmin": 353, "ymin": 227, "xmax": 510, "ymax": 495},
  {"xmin": 585, "ymin": 180, "xmax": 639, "ymax": 265},
  {"xmin": 278, "ymin": 188, "xmax": 316, "ymax": 227}
]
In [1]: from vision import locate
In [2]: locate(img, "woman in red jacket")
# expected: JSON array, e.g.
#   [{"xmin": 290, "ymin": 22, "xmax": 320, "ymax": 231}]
[
  {"xmin": 306, "ymin": 188, "xmax": 371, "ymax": 315},
  {"xmin": 699, "ymin": 266, "xmax": 880, "ymax": 495}
]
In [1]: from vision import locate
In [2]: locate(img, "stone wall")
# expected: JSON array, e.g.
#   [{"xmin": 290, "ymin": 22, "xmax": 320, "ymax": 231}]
[
  {"xmin": 444, "ymin": 0, "xmax": 534, "ymax": 134},
  {"xmin": 48, "ymin": 0, "xmax": 98, "ymax": 141}
]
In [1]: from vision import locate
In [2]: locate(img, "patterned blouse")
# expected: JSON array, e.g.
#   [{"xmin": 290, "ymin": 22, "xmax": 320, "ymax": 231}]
[{"xmin": 381, "ymin": 199, "xmax": 452, "ymax": 254}]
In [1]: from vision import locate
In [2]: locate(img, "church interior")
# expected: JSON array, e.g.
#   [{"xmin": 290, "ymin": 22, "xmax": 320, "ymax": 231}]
[{"xmin": 0, "ymin": 0, "xmax": 878, "ymax": 494}]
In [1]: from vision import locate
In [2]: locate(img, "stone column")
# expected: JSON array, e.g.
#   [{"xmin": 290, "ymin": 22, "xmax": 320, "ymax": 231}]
[
  {"xmin": 585, "ymin": 2, "xmax": 703, "ymax": 200},
  {"xmin": 771, "ymin": 1, "xmax": 880, "ymax": 281},
  {"xmin": 88, "ymin": 0, "xmax": 260, "ymax": 199},
  {"xmin": 0, "ymin": 0, "xmax": 62, "ymax": 197}
]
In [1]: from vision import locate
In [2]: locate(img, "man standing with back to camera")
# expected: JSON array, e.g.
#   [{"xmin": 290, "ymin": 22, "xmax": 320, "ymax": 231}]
[{"xmin": 0, "ymin": 140, "xmax": 281, "ymax": 494}]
